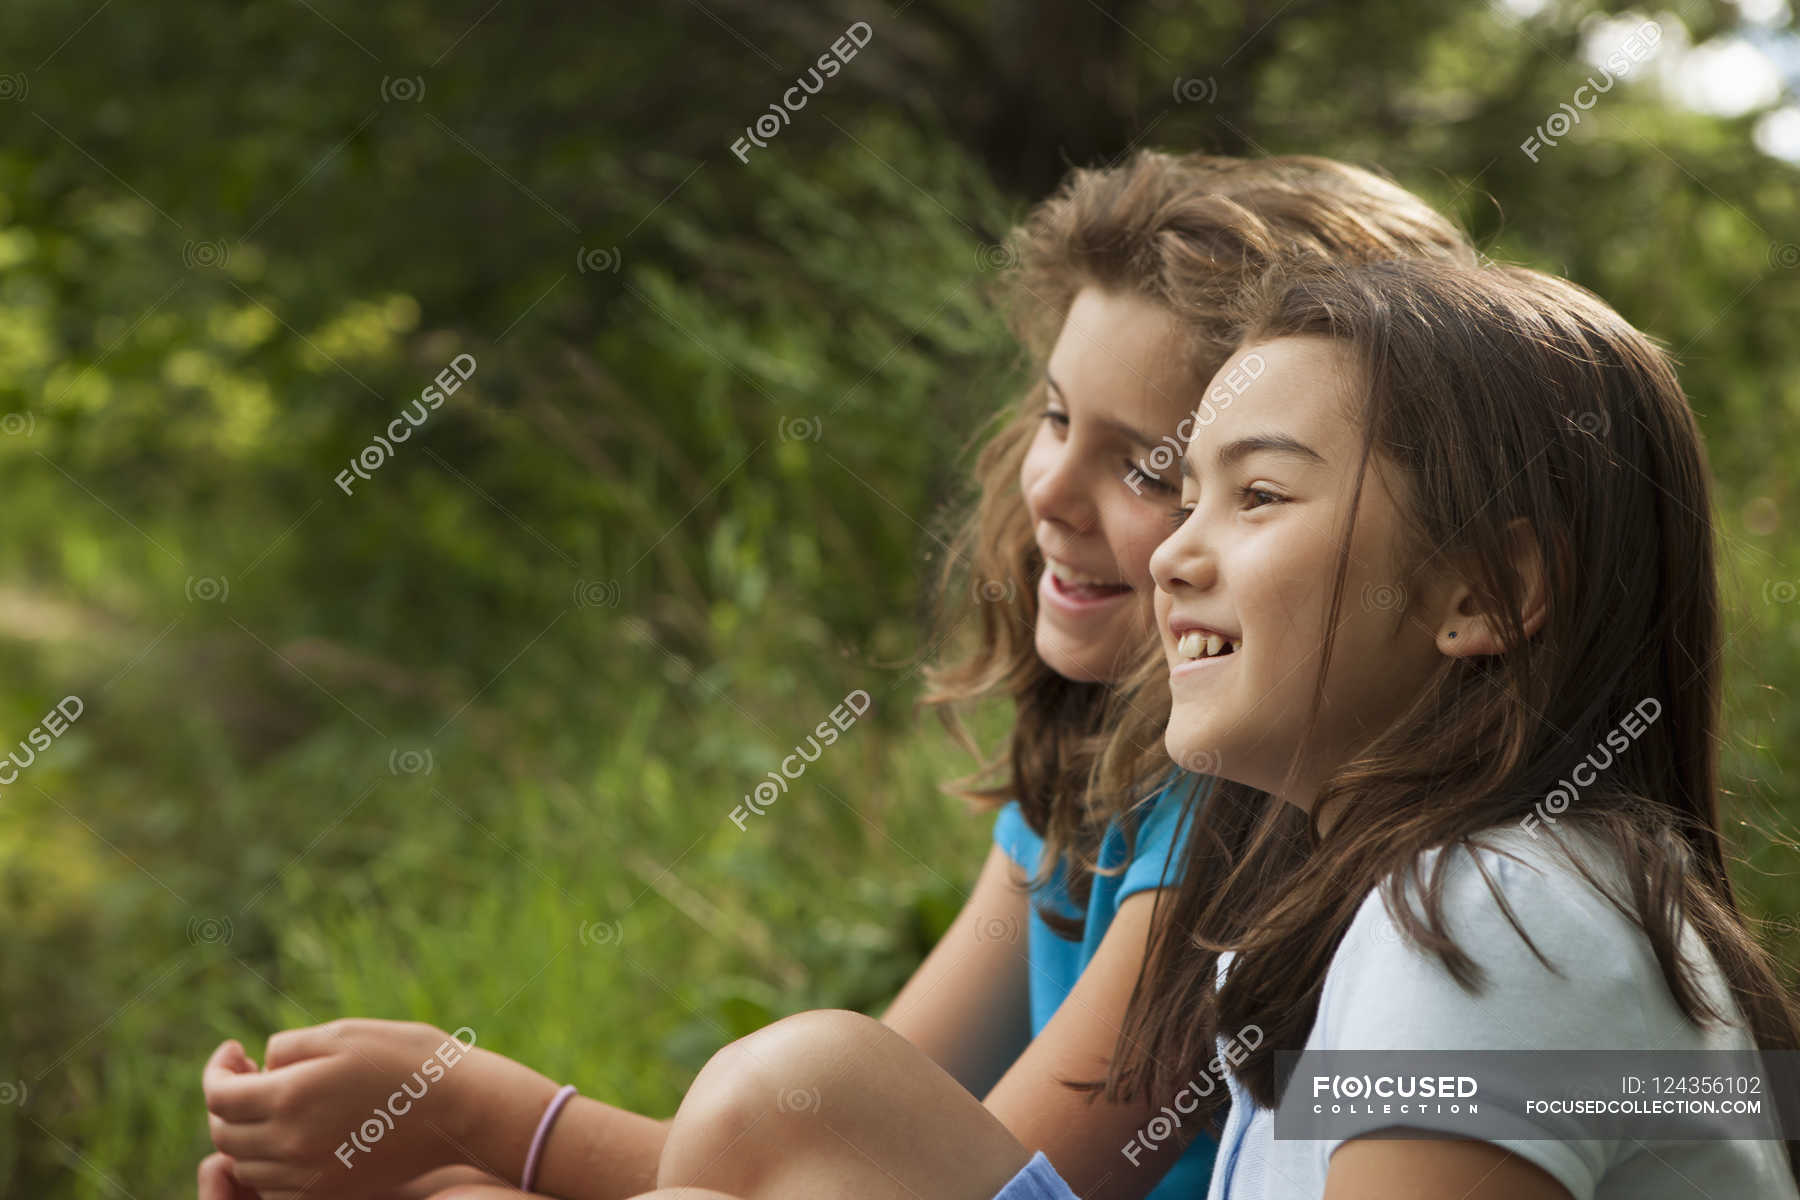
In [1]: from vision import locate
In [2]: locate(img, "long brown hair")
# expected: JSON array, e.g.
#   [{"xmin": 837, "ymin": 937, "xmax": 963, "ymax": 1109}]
[
  {"xmin": 924, "ymin": 151, "xmax": 1474, "ymax": 933},
  {"xmin": 1103, "ymin": 257, "xmax": 1800, "ymax": 1180}
]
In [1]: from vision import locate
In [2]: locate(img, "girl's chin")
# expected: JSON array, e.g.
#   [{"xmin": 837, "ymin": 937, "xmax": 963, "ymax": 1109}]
[
  {"xmin": 1034, "ymin": 630, "xmax": 1129, "ymax": 684},
  {"xmin": 1164, "ymin": 723, "xmax": 1223, "ymax": 774},
  {"xmin": 1038, "ymin": 654, "xmax": 1116, "ymax": 684}
]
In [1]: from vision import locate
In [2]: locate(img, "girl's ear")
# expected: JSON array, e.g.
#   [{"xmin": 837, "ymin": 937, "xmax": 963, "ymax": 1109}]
[{"xmin": 1433, "ymin": 518, "xmax": 1548, "ymax": 658}]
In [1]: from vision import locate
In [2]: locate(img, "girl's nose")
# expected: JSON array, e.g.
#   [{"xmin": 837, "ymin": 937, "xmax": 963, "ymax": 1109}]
[
  {"xmin": 1151, "ymin": 516, "xmax": 1215, "ymax": 593},
  {"xmin": 1026, "ymin": 447, "xmax": 1100, "ymax": 534}
]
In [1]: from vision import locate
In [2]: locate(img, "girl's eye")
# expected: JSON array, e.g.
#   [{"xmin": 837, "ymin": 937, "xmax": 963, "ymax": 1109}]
[
  {"xmin": 1129, "ymin": 462, "xmax": 1178, "ymax": 496},
  {"xmin": 1168, "ymin": 503, "xmax": 1194, "ymax": 529},
  {"xmin": 1240, "ymin": 485, "xmax": 1283, "ymax": 509},
  {"xmin": 1040, "ymin": 407, "xmax": 1070, "ymax": 431}
]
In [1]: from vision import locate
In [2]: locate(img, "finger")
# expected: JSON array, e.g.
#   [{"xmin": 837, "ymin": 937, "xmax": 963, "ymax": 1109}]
[
  {"xmin": 263, "ymin": 1020, "xmax": 347, "ymax": 1071},
  {"xmin": 207, "ymin": 1113, "xmax": 284, "ymax": 1161},
  {"xmin": 204, "ymin": 1051, "xmax": 276, "ymax": 1123},
  {"xmin": 222, "ymin": 1039, "xmax": 260, "ymax": 1074},
  {"xmin": 205, "ymin": 1039, "xmax": 259, "ymax": 1079},
  {"xmin": 197, "ymin": 1151, "xmax": 258, "ymax": 1200},
  {"xmin": 196, "ymin": 1151, "xmax": 235, "ymax": 1200},
  {"xmin": 220, "ymin": 1158, "xmax": 318, "ymax": 1195}
]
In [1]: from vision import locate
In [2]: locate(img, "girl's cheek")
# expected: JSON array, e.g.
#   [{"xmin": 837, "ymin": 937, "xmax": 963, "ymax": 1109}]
[
  {"xmin": 1017, "ymin": 430, "xmax": 1055, "ymax": 510},
  {"xmin": 1122, "ymin": 516, "xmax": 1172, "ymax": 588},
  {"xmin": 1017, "ymin": 459, "xmax": 1042, "ymax": 513}
]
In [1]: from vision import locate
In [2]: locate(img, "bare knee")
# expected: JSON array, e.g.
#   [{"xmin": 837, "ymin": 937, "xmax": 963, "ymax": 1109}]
[{"xmin": 658, "ymin": 1009, "xmax": 885, "ymax": 1191}]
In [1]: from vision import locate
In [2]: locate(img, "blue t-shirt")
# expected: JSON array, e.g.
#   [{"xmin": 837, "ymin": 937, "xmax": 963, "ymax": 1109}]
[{"xmin": 993, "ymin": 778, "xmax": 1219, "ymax": 1199}]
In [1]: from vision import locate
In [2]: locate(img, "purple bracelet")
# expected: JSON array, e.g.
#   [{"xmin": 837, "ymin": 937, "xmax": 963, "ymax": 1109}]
[{"xmin": 521, "ymin": 1083, "xmax": 578, "ymax": 1193}]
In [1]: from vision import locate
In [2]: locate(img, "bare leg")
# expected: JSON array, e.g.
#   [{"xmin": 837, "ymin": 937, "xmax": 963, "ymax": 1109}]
[
  {"xmin": 656, "ymin": 1009, "xmax": 1033, "ymax": 1200},
  {"xmin": 200, "ymin": 1155, "xmax": 517, "ymax": 1199},
  {"xmin": 427, "ymin": 1190, "xmax": 739, "ymax": 1200},
  {"xmin": 390, "ymin": 1166, "xmax": 512, "ymax": 1195}
]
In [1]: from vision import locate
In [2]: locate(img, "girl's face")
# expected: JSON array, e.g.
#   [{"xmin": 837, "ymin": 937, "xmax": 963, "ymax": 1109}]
[
  {"xmin": 1149, "ymin": 336, "xmax": 1450, "ymax": 816},
  {"xmin": 1021, "ymin": 287, "xmax": 1197, "ymax": 683}
]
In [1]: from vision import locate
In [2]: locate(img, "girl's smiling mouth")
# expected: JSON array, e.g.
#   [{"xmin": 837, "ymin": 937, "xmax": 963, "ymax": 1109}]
[
  {"xmin": 1168, "ymin": 617, "xmax": 1240, "ymax": 676},
  {"xmin": 1040, "ymin": 554, "xmax": 1133, "ymax": 612}
]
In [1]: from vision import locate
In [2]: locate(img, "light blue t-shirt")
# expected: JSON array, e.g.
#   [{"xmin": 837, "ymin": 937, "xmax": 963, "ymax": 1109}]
[
  {"xmin": 1204, "ymin": 824, "xmax": 1799, "ymax": 1200},
  {"xmin": 994, "ymin": 777, "xmax": 1219, "ymax": 1199}
]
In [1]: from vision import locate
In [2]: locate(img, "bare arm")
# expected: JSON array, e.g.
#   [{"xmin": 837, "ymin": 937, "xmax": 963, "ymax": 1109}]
[
  {"xmin": 452, "ymin": 1050, "xmax": 670, "ymax": 1200},
  {"xmin": 1324, "ymin": 1138, "xmax": 1575, "ymax": 1200},
  {"xmin": 493, "ymin": 1093, "xmax": 669, "ymax": 1200},
  {"xmin": 198, "ymin": 1034, "xmax": 669, "ymax": 1200},
  {"xmin": 878, "ymin": 843, "xmax": 1033, "ymax": 1098},
  {"xmin": 979, "ymin": 889, "xmax": 1188, "ymax": 1200}
]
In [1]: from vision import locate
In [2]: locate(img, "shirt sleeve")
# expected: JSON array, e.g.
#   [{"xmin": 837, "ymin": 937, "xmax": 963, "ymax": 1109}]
[
  {"xmin": 993, "ymin": 799, "xmax": 1036, "ymax": 872},
  {"xmin": 1310, "ymin": 832, "xmax": 1651, "ymax": 1199},
  {"xmin": 1117, "ymin": 777, "xmax": 1207, "ymax": 900}
]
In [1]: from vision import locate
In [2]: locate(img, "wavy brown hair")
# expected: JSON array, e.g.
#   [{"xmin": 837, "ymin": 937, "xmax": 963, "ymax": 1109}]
[
  {"xmin": 924, "ymin": 150, "xmax": 1475, "ymax": 935},
  {"xmin": 1099, "ymin": 257, "xmax": 1800, "ymax": 1181}
]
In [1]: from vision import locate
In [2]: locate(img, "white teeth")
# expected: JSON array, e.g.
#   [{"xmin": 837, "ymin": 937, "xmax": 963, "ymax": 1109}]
[
  {"xmin": 1048, "ymin": 557, "xmax": 1121, "ymax": 588},
  {"xmin": 1176, "ymin": 631, "xmax": 1237, "ymax": 660}
]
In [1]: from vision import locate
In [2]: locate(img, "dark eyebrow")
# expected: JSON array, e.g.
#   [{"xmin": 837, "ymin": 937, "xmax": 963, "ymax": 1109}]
[
  {"xmin": 1044, "ymin": 370, "xmax": 1166, "ymax": 450},
  {"xmin": 1179, "ymin": 433, "xmax": 1327, "ymax": 480}
]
